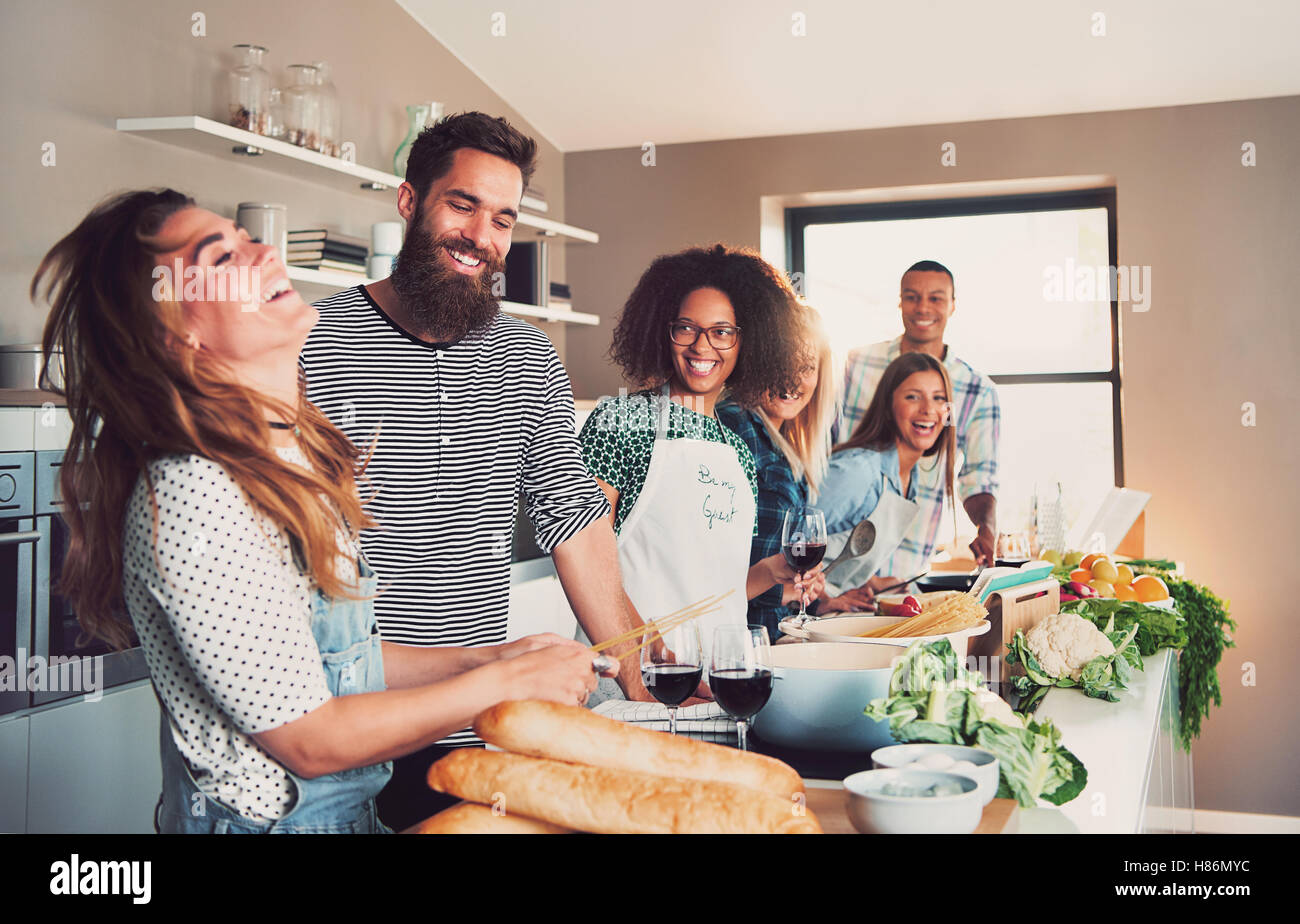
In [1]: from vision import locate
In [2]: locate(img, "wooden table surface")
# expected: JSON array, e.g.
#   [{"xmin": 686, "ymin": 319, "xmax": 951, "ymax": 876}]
[{"xmin": 804, "ymin": 784, "xmax": 1019, "ymax": 834}]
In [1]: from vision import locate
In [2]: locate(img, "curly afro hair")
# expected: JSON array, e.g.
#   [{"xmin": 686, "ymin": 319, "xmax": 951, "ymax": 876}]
[{"xmin": 608, "ymin": 244, "xmax": 807, "ymax": 407}]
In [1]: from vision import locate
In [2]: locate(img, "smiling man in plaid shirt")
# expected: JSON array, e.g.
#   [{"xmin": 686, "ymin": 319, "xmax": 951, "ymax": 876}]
[{"xmin": 835, "ymin": 260, "xmax": 1001, "ymax": 577}]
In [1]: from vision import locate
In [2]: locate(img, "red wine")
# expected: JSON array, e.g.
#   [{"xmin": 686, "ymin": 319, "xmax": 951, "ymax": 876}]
[
  {"xmin": 783, "ymin": 541, "xmax": 826, "ymax": 573},
  {"xmin": 642, "ymin": 663, "xmax": 704, "ymax": 706},
  {"xmin": 709, "ymin": 668, "xmax": 773, "ymax": 719}
]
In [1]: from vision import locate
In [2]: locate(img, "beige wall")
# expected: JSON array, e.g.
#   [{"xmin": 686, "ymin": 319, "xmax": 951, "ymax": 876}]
[
  {"xmin": 565, "ymin": 97, "xmax": 1300, "ymax": 818},
  {"xmin": 0, "ymin": 0, "xmax": 567, "ymax": 357}
]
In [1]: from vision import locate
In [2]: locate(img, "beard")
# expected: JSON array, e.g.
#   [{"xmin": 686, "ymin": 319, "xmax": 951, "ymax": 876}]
[{"xmin": 389, "ymin": 208, "xmax": 505, "ymax": 343}]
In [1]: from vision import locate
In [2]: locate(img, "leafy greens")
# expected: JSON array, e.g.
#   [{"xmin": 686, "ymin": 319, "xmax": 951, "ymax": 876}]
[{"xmin": 864, "ymin": 638, "xmax": 1087, "ymax": 806}]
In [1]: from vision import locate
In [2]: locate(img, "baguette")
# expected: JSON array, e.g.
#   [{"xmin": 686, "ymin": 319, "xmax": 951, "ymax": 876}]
[
  {"xmin": 473, "ymin": 700, "xmax": 803, "ymax": 796},
  {"xmin": 411, "ymin": 801, "xmax": 570, "ymax": 835},
  {"xmin": 427, "ymin": 749, "xmax": 822, "ymax": 834}
]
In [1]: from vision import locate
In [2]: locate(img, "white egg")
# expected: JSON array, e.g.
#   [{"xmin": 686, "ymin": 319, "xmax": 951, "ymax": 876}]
[
  {"xmin": 949, "ymin": 759, "xmax": 978, "ymax": 775},
  {"xmin": 918, "ymin": 752, "xmax": 955, "ymax": 770}
]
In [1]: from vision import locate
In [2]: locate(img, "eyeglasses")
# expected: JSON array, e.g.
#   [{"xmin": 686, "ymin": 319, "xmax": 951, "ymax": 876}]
[{"xmin": 668, "ymin": 322, "xmax": 741, "ymax": 350}]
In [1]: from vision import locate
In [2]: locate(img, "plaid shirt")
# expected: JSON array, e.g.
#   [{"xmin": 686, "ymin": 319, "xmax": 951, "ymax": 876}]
[
  {"xmin": 835, "ymin": 338, "xmax": 1000, "ymax": 578},
  {"xmin": 715, "ymin": 400, "xmax": 807, "ymax": 639}
]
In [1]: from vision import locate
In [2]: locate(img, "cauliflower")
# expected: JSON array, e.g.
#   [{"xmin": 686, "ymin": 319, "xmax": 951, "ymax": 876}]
[
  {"xmin": 1023, "ymin": 612, "xmax": 1115, "ymax": 681},
  {"xmin": 975, "ymin": 688, "xmax": 1025, "ymax": 728},
  {"xmin": 1007, "ymin": 611, "xmax": 1143, "ymax": 711}
]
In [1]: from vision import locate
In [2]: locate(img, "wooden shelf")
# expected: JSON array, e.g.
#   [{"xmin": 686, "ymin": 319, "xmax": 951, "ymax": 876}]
[
  {"xmin": 115, "ymin": 116, "xmax": 599, "ymax": 244},
  {"xmin": 284, "ymin": 267, "xmax": 598, "ymax": 325},
  {"xmin": 498, "ymin": 301, "xmax": 600, "ymax": 327},
  {"xmin": 286, "ymin": 265, "xmax": 370, "ymax": 289}
]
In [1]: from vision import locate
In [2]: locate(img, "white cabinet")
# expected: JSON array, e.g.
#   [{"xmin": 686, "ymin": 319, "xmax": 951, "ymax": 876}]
[
  {"xmin": 0, "ymin": 716, "xmax": 29, "ymax": 833},
  {"xmin": 25, "ymin": 681, "xmax": 161, "ymax": 833}
]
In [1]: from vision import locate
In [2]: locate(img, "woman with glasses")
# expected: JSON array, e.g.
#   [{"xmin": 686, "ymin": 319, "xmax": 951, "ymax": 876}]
[
  {"xmin": 578, "ymin": 245, "xmax": 822, "ymax": 684},
  {"xmin": 814, "ymin": 351, "xmax": 958, "ymax": 595}
]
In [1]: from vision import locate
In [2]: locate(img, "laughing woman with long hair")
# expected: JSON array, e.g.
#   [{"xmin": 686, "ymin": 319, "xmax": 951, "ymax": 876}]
[
  {"xmin": 815, "ymin": 351, "xmax": 958, "ymax": 594},
  {"xmin": 33, "ymin": 189, "xmax": 611, "ymax": 833}
]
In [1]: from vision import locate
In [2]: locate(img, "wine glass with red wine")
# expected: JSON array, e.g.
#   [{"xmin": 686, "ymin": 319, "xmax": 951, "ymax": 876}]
[
  {"xmin": 640, "ymin": 619, "xmax": 703, "ymax": 735},
  {"xmin": 782, "ymin": 506, "xmax": 827, "ymax": 624},
  {"xmin": 709, "ymin": 624, "xmax": 773, "ymax": 751}
]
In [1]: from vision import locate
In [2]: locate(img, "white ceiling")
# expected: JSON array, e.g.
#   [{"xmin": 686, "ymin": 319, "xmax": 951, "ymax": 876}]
[{"xmin": 399, "ymin": 0, "xmax": 1300, "ymax": 152}]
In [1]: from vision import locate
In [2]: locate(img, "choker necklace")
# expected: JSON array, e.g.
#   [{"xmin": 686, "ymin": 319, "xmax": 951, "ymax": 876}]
[{"xmin": 268, "ymin": 421, "xmax": 301, "ymax": 436}]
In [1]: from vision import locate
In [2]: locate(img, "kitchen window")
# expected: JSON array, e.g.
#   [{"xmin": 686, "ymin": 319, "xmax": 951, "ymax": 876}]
[{"xmin": 787, "ymin": 189, "xmax": 1122, "ymax": 547}]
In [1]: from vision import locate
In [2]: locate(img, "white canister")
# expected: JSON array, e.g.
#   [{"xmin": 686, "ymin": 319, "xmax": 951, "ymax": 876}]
[
  {"xmin": 371, "ymin": 220, "xmax": 403, "ymax": 256},
  {"xmin": 236, "ymin": 202, "xmax": 288, "ymax": 261},
  {"xmin": 367, "ymin": 254, "xmax": 396, "ymax": 279}
]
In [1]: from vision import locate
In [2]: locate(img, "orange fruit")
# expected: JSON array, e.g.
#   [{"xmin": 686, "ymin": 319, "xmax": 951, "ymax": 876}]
[
  {"xmin": 1132, "ymin": 575, "xmax": 1170, "ymax": 602},
  {"xmin": 1069, "ymin": 568, "xmax": 1093, "ymax": 584},
  {"xmin": 1080, "ymin": 553, "xmax": 1105, "ymax": 571},
  {"xmin": 1116, "ymin": 563, "xmax": 1135, "ymax": 585},
  {"xmin": 1114, "ymin": 583, "xmax": 1139, "ymax": 602}
]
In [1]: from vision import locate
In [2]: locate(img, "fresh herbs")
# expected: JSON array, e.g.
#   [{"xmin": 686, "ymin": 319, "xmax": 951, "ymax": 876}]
[
  {"xmin": 865, "ymin": 639, "xmax": 1088, "ymax": 806},
  {"xmin": 1164, "ymin": 576, "xmax": 1235, "ymax": 747}
]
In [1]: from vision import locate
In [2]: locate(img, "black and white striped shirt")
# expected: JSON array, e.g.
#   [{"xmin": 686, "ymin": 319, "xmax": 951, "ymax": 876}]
[{"xmin": 301, "ymin": 286, "xmax": 609, "ymax": 741}]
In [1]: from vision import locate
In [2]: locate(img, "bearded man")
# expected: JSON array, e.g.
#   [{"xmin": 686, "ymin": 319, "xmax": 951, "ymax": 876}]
[{"xmin": 301, "ymin": 112, "xmax": 643, "ymax": 831}]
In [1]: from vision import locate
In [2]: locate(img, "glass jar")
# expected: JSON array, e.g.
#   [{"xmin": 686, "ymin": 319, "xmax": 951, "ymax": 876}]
[
  {"xmin": 227, "ymin": 44, "xmax": 271, "ymax": 134},
  {"xmin": 281, "ymin": 64, "xmax": 321, "ymax": 150},
  {"xmin": 312, "ymin": 61, "xmax": 341, "ymax": 157},
  {"xmin": 266, "ymin": 87, "xmax": 284, "ymax": 139}
]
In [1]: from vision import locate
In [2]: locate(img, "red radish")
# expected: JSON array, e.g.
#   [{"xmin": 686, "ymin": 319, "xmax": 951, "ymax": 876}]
[
  {"xmin": 902, "ymin": 595, "xmax": 921, "ymax": 611},
  {"xmin": 1065, "ymin": 580, "xmax": 1098, "ymax": 598}
]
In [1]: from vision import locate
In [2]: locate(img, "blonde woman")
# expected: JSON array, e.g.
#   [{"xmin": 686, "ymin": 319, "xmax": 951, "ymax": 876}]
[
  {"xmin": 716, "ymin": 308, "xmax": 865, "ymax": 636},
  {"xmin": 33, "ymin": 189, "xmax": 611, "ymax": 834}
]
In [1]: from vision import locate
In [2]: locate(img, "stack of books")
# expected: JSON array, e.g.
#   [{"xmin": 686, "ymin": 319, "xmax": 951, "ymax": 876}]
[{"xmin": 286, "ymin": 230, "xmax": 369, "ymax": 276}]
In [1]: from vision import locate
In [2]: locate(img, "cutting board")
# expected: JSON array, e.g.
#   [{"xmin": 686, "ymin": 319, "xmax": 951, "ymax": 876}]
[{"xmin": 804, "ymin": 785, "xmax": 1019, "ymax": 834}]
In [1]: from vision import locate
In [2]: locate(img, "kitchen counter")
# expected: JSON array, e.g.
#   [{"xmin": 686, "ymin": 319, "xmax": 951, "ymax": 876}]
[
  {"xmin": 681, "ymin": 646, "xmax": 1190, "ymax": 834},
  {"xmin": 1020, "ymin": 648, "xmax": 1192, "ymax": 833}
]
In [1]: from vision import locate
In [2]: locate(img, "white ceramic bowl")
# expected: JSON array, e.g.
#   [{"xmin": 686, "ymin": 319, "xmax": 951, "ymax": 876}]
[
  {"xmin": 871, "ymin": 743, "xmax": 1000, "ymax": 806},
  {"xmin": 785, "ymin": 614, "xmax": 991, "ymax": 658},
  {"xmin": 843, "ymin": 768, "xmax": 983, "ymax": 834}
]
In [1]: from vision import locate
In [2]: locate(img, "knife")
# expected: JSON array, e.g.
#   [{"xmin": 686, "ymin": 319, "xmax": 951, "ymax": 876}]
[{"xmin": 870, "ymin": 571, "xmax": 930, "ymax": 598}]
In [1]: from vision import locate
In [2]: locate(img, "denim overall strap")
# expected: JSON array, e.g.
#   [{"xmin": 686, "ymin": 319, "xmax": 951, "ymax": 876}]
[{"xmin": 156, "ymin": 556, "xmax": 393, "ymax": 833}]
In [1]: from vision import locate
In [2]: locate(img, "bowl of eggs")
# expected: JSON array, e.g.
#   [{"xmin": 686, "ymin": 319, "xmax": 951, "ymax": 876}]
[
  {"xmin": 870, "ymin": 743, "xmax": 1000, "ymax": 806},
  {"xmin": 842, "ymin": 768, "xmax": 983, "ymax": 834}
]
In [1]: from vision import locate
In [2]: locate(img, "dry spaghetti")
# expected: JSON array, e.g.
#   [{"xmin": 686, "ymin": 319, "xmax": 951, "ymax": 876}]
[{"xmin": 860, "ymin": 592, "xmax": 987, "ymax": 638}]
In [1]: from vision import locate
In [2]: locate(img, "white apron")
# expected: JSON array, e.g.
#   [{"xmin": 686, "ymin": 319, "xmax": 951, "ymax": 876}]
[
  {"xmin": 823, "ymin": 473, "xmax": 920, "ymax": 593},
  {"xmin": 618, "ymin": 388, "xmax": 755, "ymax": 653}
]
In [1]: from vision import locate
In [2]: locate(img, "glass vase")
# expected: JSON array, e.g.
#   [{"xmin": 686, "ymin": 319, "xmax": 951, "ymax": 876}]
[{"xmin": 393, "ymin": 102, "xmax": 445, "ymax": 178}]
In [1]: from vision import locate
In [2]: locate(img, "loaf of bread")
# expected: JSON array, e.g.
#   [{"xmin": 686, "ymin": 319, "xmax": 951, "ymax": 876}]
[
  {"xmin": 412, "ymin": 801, "xmax": 570, "ymax": 834},
  {"xmin": 427, "ymin": 749, "xmax": 822, "ymax": 834},
  {"xmin": 473, "ymin": 700, "xmax": 804, "ymax": 797}
]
